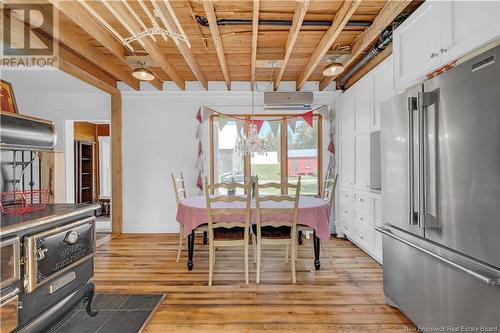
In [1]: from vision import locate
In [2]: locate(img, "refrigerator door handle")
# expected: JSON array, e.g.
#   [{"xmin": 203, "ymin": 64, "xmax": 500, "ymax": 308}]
[
  {"xmin": 376, "ymin": 226, "xmax": 500, "ymax": 286},
  {"xmin": 418, "ymin": 91, "xmax": 440, "ymax": 228},
  {"xmin": 407, "ymin": 97, "xmax": 418, "ymax": 226}
]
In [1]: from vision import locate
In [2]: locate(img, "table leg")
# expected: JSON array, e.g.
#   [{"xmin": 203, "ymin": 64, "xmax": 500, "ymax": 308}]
[
  {"xmin": 298, "ymin": 231, "xmax": 303, "ymax": 245},
  {"xmin": 313, "ymin": 230, "xmax": 320, "ymax": 270},
  {"xmin": 187, "ymin": 230, "xmax": 195, "ymax": 271},
  {"xmin": 203, "ymin": 231, "xmax": 208, "ymax": 245}
]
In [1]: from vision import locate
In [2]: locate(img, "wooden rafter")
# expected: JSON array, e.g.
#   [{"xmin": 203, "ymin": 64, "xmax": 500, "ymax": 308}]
[
  {"xmin": 250, "ymin": 0, "xmax": 259, "ymax": 90},
  {"xmin": 100, "ymin": 0, "xmax": 146, "ymax": 48},
  {"xmin": 296, "ymin": 0, "xmax": 362, "ymax": 91},
  {"xmin": 1, "ymin": 10, "xmax": 118, "ymax": 95},
  {"xmin": 185, "ymin": 0, "xmax": 208, "ymax": 52},
  {"xmin": 61, "ymin": 0, "xmax": 161, "ymax": 90},
  {"xmin": 122, "ymin": 0, "xmax": 156, "ymax": 42},
  {"xmin": 319, "ymin": 0, "xmax": 413, "ymax": 90},
  {"xmin": 203, "ymin": 0, "xmax": 231, "ymax": 90},
  {"xmin": 151, "ymin": 0, "xmax": 208, "ymax": 89},
  {"xmin": 137, "ymin": 0, "xmax": 168, "ymax": 42},
  {"xmin": 107, "ymin": 1, "xmax": 185, "ymax": 90},
  {"xmin": 273, "ymin": 0, "xmax": 310, "ymax": 91}
]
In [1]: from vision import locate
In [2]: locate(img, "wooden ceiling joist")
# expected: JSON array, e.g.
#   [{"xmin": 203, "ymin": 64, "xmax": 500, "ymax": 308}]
[
  {"xmin": 1, "ymin": 10, "xmax": 118, "ymax": 95},
  {"xmin": 295, "ymin": 0, "xmax": 362, "ymax": 91},
  {"xmin": 273, "ymin": 0, "xmax": 310, "ymax": 91},
  {"xmin": 203, "ymin": 0, "xmax": 231, "ymax": 90},
  {"xmin": 151, "ymin": 0, "xmax": 208, "ymax": 89},
  {"xmin": 137, "ymin": 0, "xmax": 168, "ymax": 42},
  {"xmin": 100, "ymin": 0, "xmax": 146, "ymax": 48},
  {"xmin": 319, "ymin": 0, "xmax": 413, "ymax": 90},
  {"xmin": 250, "ymin": 0, "xmax": 259, "ymax": 90},
  {"xmin": 107, "ymin": 1, "xmax": 185, "ymax": 90},
  {"xmin": 52, "ymin": 0, "xmax": 163, "ymax": 91}
]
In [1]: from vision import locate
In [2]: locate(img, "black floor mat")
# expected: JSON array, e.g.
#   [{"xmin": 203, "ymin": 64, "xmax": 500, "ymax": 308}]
[{"xmin": 53, "ymin": 294, "xmax": 164, "ymax": 333}]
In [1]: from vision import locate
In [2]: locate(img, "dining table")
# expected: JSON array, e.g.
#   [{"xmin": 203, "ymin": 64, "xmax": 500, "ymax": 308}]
[{"xmin": 176, "ymin": 195, "xmax": 331, "ymax": 271}]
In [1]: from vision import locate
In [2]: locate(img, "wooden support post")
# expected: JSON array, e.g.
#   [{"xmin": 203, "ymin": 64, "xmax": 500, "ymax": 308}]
[{"xmin": 111, "ymin": 93, "xmax": 122, "ymax": 236}]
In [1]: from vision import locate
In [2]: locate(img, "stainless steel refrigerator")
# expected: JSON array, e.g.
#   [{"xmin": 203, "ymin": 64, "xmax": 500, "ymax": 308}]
[{"xmin": 378, "ymin": 44, "xmax": 500, "ymax": 328}]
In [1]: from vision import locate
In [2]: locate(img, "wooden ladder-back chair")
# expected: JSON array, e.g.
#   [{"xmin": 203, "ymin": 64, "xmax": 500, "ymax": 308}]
[
  {"xmin": 204, "ymin": 178, "xmax": 252, "ymax": 286},
  {"xmin": 253, "ymin": 177, "xmax": 301, "ymax": 284},
  {"xmin": 297, "ymin": 173, "xmax": 338, "ymax": 249},
  {"xmin": 171, "ymin": 172, "xmax": 207, "ymax": 262}
]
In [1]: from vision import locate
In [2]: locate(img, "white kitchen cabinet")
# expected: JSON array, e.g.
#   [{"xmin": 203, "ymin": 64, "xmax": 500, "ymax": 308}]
[
  {"xmin": 340, "ymin": 91, "xmax": 355, "ymax": 138},
  {"xmin": 372, "ymin": 195, "xmax": 383, "ymax": 263},
  {"xmin": 354, "ymin": 133, "xmax": 370, "ymax": 189},
  {"xmin": 340, "ymin": 137, "xmax": 354, "ymax": 186},
  {"xmin": 394, "ymin": 1, "xmax": 500, "ymax": 90},
  {"xmin": 440, "ymin": 1, "xmax": 500, "ymax": 65},
  {"xmin": 372, "ymin": 56, "xmax": 394, "ymax": 131},
  {"xmin": 354, "ymin": 76, "xmax": 373, "ymax": 133},
  {"xmin": 393, "ymin": 1, "xmax": 442, "ymax": 90}
]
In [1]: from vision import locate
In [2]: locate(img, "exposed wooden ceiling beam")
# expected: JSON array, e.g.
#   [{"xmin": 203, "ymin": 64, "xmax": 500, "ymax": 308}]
[
  {"xmin": 296, "ymin": 0, "xmax": 362, "ymax": 91},
  {"xmin": 137, "ymin": 0, "xmax": 168, "ymax": 42},
  {"xmin": 273, "ymin": 0, "xmax": 310, "ymax": 91},
  {"xmin": 107, "ymin": 1, "xmax": 185, "ymax": 90},
  {"xmin": 203, "ymin": 0, "xmax": 231, "ymax": 90},
  {"xmin": 100, "ymin": 0, "xmax": 146, "ymax": 48},
  {"xmin": 319, "ymin": 0, "xmax": 413, "ymax": 90},
  {"xmin": 60, "ymin": 0, "xmax": 161, "ymax": 90},
  {"xmin": 151, "ymin": 0, "xmax": 208, "ymax": 89},
  {"xmin": 77, "ymin": 0, "xmax": 133, "ymax": 52},
  {"xmin": 1, "ymin": 10, "xmax": 118, "ymax": 95},
  {"xmin": 122, "ymin": 0, "xmax": 156, "ymax": 42},
  {"xmin": 250, "ymin": 0, "xmax": 259, "ymax": 90},
  {"xmin": 185, "ymin": 0, "xmax": 208, "ymax": 52}
]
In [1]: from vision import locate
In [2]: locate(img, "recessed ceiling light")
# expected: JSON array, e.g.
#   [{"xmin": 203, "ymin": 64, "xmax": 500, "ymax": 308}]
[
  {"xmin": 322, "ymin": 62, "xmax": 344, "ymax": 76},
  {"xmin": 132, "ymin": 62, "xmax": 155, "ymax": 81}
]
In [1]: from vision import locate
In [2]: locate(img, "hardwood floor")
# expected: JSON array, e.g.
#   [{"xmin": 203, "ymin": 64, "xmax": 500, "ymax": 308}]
[{"xmin": 94, "ymin": 234, "xmax": 415, "ymax": 332}]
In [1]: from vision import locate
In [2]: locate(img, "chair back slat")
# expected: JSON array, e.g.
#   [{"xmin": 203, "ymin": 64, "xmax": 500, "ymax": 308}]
[
  {"xmin": 171, "ymin": 172, "xmax": 187, "ymax": 207},
  {"xmin": 204, "ymin": 178, "xmax": 252, "ymax": 236},
  {"xmin": 322, "ymin": 174, "xmax": 338, "ymax": 208},
  {"xmin": 255, "ymin": 177, "xmax": 301, "ymax": 232}
]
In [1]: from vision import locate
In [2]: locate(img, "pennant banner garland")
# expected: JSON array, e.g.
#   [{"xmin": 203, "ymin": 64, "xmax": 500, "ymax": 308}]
[
  {"xmin": 269, "ymin": 121, "xmax": 280, "ymax": 137},
  {"xmin": 194, "ymin": 105, "xmax": 328, "ymax": 191}
]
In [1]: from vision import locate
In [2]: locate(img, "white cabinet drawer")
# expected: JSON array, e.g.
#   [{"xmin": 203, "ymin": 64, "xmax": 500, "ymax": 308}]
[
  {"xmin": 355, "ymin": 226, "xmax": 372, "ymax": 250},
  {"xmin": 354, "ymin": 211, "xmax": 370, "ymax": 229},
  {"xmin": 354, "ymin": 192, "xmax": 369, "ymax": 213},
  {"xmin": 340, "ymin": 188, "xmax": 354, "ymax": 205},
  {"xmin": 342, "ymin": 221, "xmax": 353, "ymax": 238},
  {"xmin": 341, "ymin": 205, "xmax": 353, "ymax": 220}
]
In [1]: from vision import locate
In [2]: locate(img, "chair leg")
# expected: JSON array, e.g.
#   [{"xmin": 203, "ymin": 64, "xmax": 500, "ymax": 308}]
[
  {"xmin": 285, "ymin": 244, "xmax": 289, "ymax": 264},
  {"xmin": 256, "ymin": 242, "xmax": 261, "ymax": 284},
  {"xmin": 176, "ymin": 224, "xmax": 184, "ymax": 263},
  {"xmin": 212, "ymin": 245, "xmax": 216, "ymax": 265},
  {"xmin": 244, "ymin": 239, "xmax": 249, "ymax": 285},
  {"xmin": 251, "ymin": 233, "xmax": 257, "ymax": 264},
  {"xmin": 291, "ymin": 241, "xmax": 296, "ymax": 284},
  {"xmin": 208, "ymin": 243, "xmax": 214, "ymax": 287}
]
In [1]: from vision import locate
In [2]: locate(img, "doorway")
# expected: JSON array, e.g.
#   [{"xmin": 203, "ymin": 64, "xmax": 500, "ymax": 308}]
[{"xmin": 73, "ymin": 121, "xmax": 112, "ymax": 245}]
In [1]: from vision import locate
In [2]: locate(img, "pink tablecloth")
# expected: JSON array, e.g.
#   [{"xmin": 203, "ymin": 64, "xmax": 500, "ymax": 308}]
[{"xmin": 176, "ymin": 195, "xmax": 330, "ymax": 240}]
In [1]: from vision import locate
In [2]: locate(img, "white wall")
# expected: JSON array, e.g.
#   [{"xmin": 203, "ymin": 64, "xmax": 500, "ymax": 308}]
[
  {"xmin": 1, "ymin": 70, "xmax": 111, "ymax": 202},
  {"xmin": 121, "ymin": 90, "xmax": 335, "ymax": 233},
  {"xmin": 1, "ymin": 68, "xmax": 337, "ymax": 233}
]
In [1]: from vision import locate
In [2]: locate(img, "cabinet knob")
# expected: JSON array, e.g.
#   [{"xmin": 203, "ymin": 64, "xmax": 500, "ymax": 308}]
[
  {"xmin": 430, "ymin": 52, "xmax": 439, "ymax": 58},
  {"xmin": 440, "ymin": 48, "xmax": 447, "ymax": 53}
]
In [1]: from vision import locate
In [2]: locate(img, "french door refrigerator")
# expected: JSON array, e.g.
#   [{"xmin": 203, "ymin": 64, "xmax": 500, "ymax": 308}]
[{"xmin": 378, "ymin": 44, "xmax": 500, "ymax": 328}]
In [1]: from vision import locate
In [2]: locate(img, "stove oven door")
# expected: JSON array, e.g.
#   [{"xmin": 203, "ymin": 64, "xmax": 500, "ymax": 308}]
[{"xmin": 24, "ymin": 217, "xmax": 95, "ymax": 293}]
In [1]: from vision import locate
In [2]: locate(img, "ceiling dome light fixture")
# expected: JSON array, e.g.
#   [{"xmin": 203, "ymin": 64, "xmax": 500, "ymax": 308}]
[
  {"xmin": 322, "ymin": 62, "xmax": 344, "ymax": 76},
  {"xmin": 132, "ymin": 61, "xmax": 155, "ymax": 81}
]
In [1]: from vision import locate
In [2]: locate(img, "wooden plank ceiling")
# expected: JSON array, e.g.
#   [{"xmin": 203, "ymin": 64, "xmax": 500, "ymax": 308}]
[{"xmin": 6, "ymin": 0, "xmax": 422, "ymax": 91}]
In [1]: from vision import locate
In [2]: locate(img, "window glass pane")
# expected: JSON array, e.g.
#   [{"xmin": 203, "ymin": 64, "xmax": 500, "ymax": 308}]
[
  {"xmin": 287, "ymin": 118, "xmax": 319, "ymax": 195},
  {"xmin": 250, "ymin": 121, "xmax": 281, "ymax": 195},
  {"xmin": 215, "ymin": 119, "xmax": 245, "ymax": 195}
]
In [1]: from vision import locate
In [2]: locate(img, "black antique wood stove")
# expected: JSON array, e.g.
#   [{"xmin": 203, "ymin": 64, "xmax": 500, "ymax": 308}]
[{"xmin": 0, "ymin": 112, "xmax": 99, "ymax": 332}]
